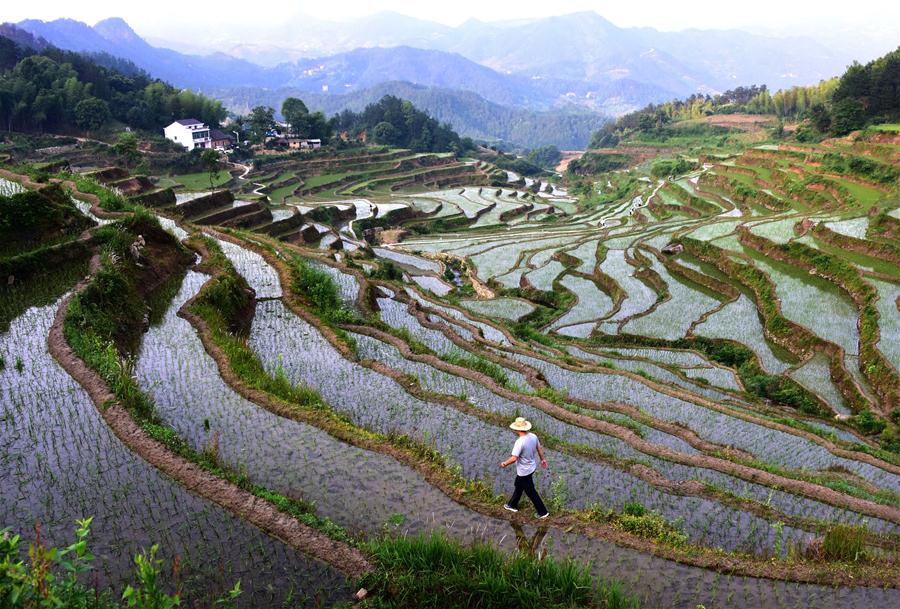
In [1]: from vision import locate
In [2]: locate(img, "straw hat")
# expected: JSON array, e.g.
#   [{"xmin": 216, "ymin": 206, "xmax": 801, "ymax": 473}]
[{"xmin": 509, "ymin": 417, "xmax": 532, "ymax": 431}]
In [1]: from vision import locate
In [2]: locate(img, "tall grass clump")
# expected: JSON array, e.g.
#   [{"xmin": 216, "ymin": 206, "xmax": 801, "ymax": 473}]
[
  {"xmin": 360, "ymin": 532, "xmax": 640, "ymax": 609},
  {"xmin": 289, "ymin": 254, "xmax": 356, "ymax": 324},
  {"xmin": 822, "ymin": 524, "xmax": 867, "ymax": 562}
]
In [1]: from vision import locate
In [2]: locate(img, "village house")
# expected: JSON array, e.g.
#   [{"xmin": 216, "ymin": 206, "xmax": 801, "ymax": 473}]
[
  {"xmin": 339, "ymin": 130, "xmax": 367, "ymax": 143},
  {"xmin": 286, "ymin": 137, "xmax": 321, "ymax": 150},
  {"xmin": 267, "ymin": 137, "xmax": 323, "ymax": 151},
  {"xmin": 163, "ymin": 119, "xmax": 211, "ymax": 150},
  {"xmin": 209, "ymin": 129, "xmax": 236, "ymax": 150}
]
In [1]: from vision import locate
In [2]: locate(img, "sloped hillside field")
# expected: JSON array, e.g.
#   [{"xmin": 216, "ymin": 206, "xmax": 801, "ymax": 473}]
[{"xmin": 1, "ymin": 126, "xmax": 899, "ymax": 609}]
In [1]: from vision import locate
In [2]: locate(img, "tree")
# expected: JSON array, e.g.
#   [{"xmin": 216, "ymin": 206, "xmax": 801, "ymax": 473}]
[
  {"xmin": 526, "ymin": 145, "xmax": 562, "ymax": 169},
  {"xmin": 0, "ymin": 41, "xmax": 226, "ymax": 134},
  {"xmin": 808, "ymin": 103, "xmax": 832, "ymax": 133},
  {"xmin": 305, "ymin": 111, "xmax": 331, "ymax": 140},
  {"xmin": 247, "ymin": 106, "xmax": 275, "ymax": 143},
  {"xmin": 201, "ymin": 149, "xmax": 222, "ymax": 190},
  {"xmin": 372, "ymin": 121, "xmax": 397, "ymax": 145},
  {"xmin": 113, "ymin": 131, "xmax": 141, "ymax": 168},
  {"xmin": 336, "ymin": 95, "xmax": 463, "ymax": 152},
  {"xmin": 831, "ymin": 98, "xmax": 866, "ymax": 136},
  {"xmin": 73, "ymin": 97, "xmax": 110, "ymax": 134},
  {"xmin": 281, "ymin": 97, "xmax": 309, "ymax": 136}
]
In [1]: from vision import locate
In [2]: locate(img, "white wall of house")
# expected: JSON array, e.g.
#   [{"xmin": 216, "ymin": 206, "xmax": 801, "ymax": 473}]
[{"xmin": 164, "ymin": 121, "xmax": 212, "ymax": 150}]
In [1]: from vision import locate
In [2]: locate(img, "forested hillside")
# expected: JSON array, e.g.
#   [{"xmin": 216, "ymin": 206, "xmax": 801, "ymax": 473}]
[
  {"xmin": 329, "ymin": 95, "xmax": 467, "ymax": 153},
  {"xmin": 591, "ymin": 47, "xmax": 900, "ymax": 147},
  {"xmin": 220, "ymin": 81, "xmax": 607, "ymax": 149},
  {"xmin": 0, "ymin": 33, "xmax": 224, "ymax": 134}
]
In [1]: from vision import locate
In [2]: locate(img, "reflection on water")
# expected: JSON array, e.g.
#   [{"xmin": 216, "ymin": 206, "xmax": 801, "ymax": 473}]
[{"xmin": 511, "ymin": 522, "xmax": 549, "ymax": 561}]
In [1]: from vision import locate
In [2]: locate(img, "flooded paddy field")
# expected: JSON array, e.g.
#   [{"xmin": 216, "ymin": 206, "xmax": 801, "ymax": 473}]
[{"xmin": 2, "ymin": 129, "xmax": 899, "ymax": 608}]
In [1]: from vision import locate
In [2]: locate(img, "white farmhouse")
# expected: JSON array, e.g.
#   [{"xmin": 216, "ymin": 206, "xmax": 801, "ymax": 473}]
[{"xmin": 164, "ymin": 119, "xmax": 211, "ymax": 150}]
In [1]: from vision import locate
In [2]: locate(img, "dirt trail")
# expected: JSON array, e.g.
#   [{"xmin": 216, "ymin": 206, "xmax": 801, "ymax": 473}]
[
  {"xmin": 234, "ymin": 161, "xmax": 267, "ymax": 198},
  {"xmin": 555, "ymin": 150, "xmax": 584, "ymax": 173}
]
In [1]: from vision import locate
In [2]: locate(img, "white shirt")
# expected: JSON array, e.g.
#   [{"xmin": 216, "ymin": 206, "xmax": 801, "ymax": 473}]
[{"xmin": 511, "ymin": 433, "xmax": 540, "ymax": 477}]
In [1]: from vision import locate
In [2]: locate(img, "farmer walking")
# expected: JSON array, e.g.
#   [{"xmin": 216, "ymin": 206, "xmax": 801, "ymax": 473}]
[{"xmin": 500, "ymin": 417, "xmax": 549, "ymax": 518}]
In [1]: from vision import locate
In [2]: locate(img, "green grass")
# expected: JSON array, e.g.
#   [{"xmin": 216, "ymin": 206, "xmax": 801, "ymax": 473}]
[
  {"xmin": 268, "ymin": 184, "xmax": 298, "ymax": 204},
  {"xmin": 359, "ymin": 532, "xmax": 640, "ymax": 609},
  {"xmin": 169, "ymin": 171, "xmax": 231, "ymax": 190},
  {"xmin": 821, "ymin": 524, "xmax": 867, "ymax": 562},
  {"xmin": 303, "ymin": 171, "xmax": 352, "ymax": 188},
  {"xmin": 831, "ymin": 177, "xmax": 883, "ymax": 206},
  {"xmin": 870, "ymin": 123, "xmax": 900, "ymax": 132}
]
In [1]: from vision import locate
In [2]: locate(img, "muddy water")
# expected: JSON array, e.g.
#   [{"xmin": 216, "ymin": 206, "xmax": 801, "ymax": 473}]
[{"xmin": 0, "ymin": 298, "xmax": 349, "ymax": 606}]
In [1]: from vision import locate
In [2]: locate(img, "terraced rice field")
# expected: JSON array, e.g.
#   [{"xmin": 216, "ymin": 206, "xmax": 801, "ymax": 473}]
[
  {"xmin": 1, "ymin": 244, "xmax": 349, "ymax": 605},
  {"xmin": 2, "ymin": 129, "xmax": 899, "ymax": 608}
]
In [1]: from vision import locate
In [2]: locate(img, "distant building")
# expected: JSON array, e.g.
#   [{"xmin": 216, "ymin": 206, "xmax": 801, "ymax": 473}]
[
  {"xmin": 164, "ymin": 119, "xmax": 211, "ymax": 150},
  {"xmin": 286, "ymin": 138, "xmax": 321, "ymax": 151},
  {"xmin": 209, "ymin": 129, "xmax": 236, "ymax": 150},
  {"xmin": 339, "ymin": 130, "xmax": 366, "ymax": 143}
]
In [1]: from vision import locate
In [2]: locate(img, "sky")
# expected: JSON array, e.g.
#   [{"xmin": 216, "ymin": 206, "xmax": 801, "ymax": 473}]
[{"xmin": 5, "ymin": 0, "xmax": 899, "ymax": 36}]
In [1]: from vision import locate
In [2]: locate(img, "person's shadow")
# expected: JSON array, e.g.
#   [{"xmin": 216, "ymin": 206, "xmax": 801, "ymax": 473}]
[{"xmin": 511, "ymin": 522, "xmax": 549, "ymax": 560}]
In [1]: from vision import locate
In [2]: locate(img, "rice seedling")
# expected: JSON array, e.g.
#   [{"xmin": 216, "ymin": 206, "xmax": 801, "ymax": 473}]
[
  {"xmin": 507, "ymin": 352, "xmax": 900, "ymax": 500},
  {"xmin": 0, "ymin": 295, "xmax": 348, "ymax": 604},
  {"xmin": 459, "ymin": 297, "xmax": 535, "ymax": 321},
  {"xmin": 4, "ymin": 134, "xmax": 899, "ymax": 608}
]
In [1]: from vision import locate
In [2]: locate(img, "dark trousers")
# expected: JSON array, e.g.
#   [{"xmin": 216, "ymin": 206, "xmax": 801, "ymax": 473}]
[{"xmin": 508, "ymin": 473, "xmax": 548, "ymax": 516}]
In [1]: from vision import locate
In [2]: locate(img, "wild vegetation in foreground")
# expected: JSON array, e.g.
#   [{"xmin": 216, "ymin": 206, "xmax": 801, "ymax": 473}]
[{"xmin": 4, "ymin": 520, "xmax": 637, "ymax": 609}]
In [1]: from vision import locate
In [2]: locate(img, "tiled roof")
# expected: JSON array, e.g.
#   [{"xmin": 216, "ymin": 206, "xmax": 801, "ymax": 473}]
[{"xmin": 209, "ymin": 129, "xmax": 234, "ymax": 141}]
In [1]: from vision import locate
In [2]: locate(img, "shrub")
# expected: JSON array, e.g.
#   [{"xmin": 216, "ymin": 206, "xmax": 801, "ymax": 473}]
[
  {"xmin": 623, "ymin": 501, "xmax": 646, "ymax": 517},
  {"xmin": 853, "ymin": 410, "xmax": 887, "ymax": 435},
  {"xmin": 369, "ymin": 259, "xmax": 404, "ymax": 281},
  {"xmin": 0, "ymin": 520, "xmax": 242, "ymax": 609},
  {"xmin": 616, "ymin": 512, "xmax": 687, "ymax": 547},
  {"xmin": 650, "ymin": 158, "xmax": 699, "ymax": 178}
]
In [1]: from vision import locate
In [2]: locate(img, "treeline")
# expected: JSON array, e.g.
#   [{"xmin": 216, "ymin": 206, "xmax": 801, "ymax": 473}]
[
  {"xmin": 239, "ymin": 94, "xmax": 471, "ymax": 154},
  {"xmin": 568, "ymin": 152, "xmax": 629, "ymax": 176},
  {"xmin": 331, "ymin": 95, "xmax": 470, "ymax": 153},
  {"xmin": 0, "ymin": 34, "xmax": 225, "ymax": 134},
  {"xmin": 591, "ymin": 47, "xmax": 900, "ymax": 146}
]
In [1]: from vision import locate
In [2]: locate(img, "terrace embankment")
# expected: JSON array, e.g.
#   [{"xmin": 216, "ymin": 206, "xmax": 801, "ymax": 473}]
[
  {"xmin": 738, "ymin": 227, "xmax": 899, "ymax": 412},
  {"xmin": 399, "ymin": 290, "xmax": 900, "ymax": 485},
  {"xmin": 678, "ymin": 236, "xmax": 873, "ymax": 413},
  {"xmin": 46, "ymin": 222, "xmax": 373, "ymax": 580},
  {"xmin": 177, "ymin": 231, "xmax": 900, "ymax": 588}
]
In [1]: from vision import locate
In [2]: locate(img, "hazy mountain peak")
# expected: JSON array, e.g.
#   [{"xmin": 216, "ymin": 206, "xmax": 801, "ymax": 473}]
[{"xmin": 93, "ymin": 17, "xmax": 142, "ymax": 44}]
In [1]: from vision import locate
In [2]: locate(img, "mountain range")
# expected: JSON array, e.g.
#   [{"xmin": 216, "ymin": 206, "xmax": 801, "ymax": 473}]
[{"xmin": 9, "ymin": 12, "xmax": 893, "ymax": 148}]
